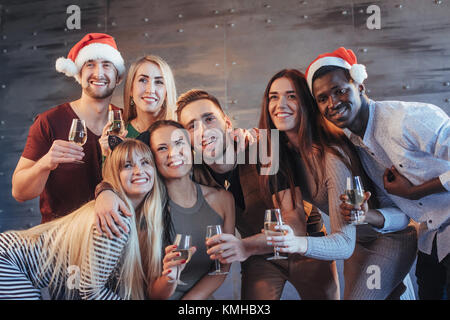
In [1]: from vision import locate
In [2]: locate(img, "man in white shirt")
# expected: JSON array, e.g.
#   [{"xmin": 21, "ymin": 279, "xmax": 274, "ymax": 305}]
[{"xmin": 305, "ymin": 47, "xmax": 449, "ymax": 300}]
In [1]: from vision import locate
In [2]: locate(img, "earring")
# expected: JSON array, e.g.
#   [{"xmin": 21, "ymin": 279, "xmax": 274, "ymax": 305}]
[{"xmin": 130, "ymin": 97, "xmax": 135, "ymax": 106}]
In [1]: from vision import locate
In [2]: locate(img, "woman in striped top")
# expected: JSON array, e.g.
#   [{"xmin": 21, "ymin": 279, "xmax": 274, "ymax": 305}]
[{"xmin": 0, "ymin": 139, "xmax": 178, "ymax": 300}]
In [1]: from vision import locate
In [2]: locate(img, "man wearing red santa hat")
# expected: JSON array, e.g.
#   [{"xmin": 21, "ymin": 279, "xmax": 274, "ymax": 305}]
[
  {"xmin": 306, "ymin": 47, "xmax": 449, "ymax": 299},
  {"xmin": 12, "ymin": 33, "xmax": 125, "ymax": 223}
]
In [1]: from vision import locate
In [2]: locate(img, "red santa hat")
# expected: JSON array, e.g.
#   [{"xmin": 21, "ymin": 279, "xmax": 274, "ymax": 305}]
[
  {"xmin": 305, "ymin": 47, "xmax": 368, "ymax": 92},
  {"xmin": 55, "ymin": 33, "xmax": 125, "ymax": 83}
]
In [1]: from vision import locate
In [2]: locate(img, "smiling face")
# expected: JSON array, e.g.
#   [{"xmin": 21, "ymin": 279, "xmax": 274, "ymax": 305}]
[
  {"xmin": 119, "ymin": 151, "xmax": 155, "ymax": 206},
  {"xmin": 150, "ymin": 125, "xmax": 193, "ymax": 180},
  {"xmin": 131, "ymin": 61, "xmax": 167, "ymax": 118},
  {"xmin": 312, "ymin": 68, "xmax": 363, "ymax": 129},
  {"xmin": 178, "ymin": 99, "xmax": 231, "ymax": 162},
  {"xmin": 80, "ymin": 59, "xmax": 119, "ymax": 99},
  {"xmin": 268, "ymin": 77, "xmax": 301, "ymax": 134}
]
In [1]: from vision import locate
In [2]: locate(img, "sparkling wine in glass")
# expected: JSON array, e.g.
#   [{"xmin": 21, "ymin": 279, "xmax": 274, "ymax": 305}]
[
  {"xmin": 206, "ymin": 225, "xmax": 229, "ymax": 276},
  {"xmin": 345, "ymin": 176, "xmax": 368, "ymax": 225},
  {"xmin": 68, "ymin": 119, "xmax": 87, "ymax": 164},
  {"xmin": 108, "ymin": 109, "xmax": 125, "ymax": 136},
  {"xmin": 265, "ymin": 209, "xmax": 288, "ymax": 260},
  {"xmin": 169, "ymin": 234, "xmax": 192, "ymax": 286}
]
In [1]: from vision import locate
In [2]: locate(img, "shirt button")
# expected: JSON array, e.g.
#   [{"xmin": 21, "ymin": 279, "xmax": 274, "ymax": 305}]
[
  {"xmin": 399, "ymin": 164, "xmax": 403, "ymax": 168},
  {"xmin": 428, "ymin": 219, "xmax": 432, "ymax": 224},
  {"xmin": 419, "ymin": 202, "xmax": 423, "ymax": 206}
]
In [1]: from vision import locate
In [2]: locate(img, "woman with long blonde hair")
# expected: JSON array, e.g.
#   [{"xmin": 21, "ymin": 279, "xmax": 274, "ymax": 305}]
[
  {"xmin": 99, "ymin": 55, "xmax": 177, "ymax": 155},
  {"xmin": 0, "ymin": 139, "xmax": 177, "ymax": 300}
]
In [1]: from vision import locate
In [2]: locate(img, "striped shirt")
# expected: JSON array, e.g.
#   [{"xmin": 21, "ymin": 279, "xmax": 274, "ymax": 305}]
[{"xmin": 0, "ymin": 213, "xmax": 131, "ymax": 300}]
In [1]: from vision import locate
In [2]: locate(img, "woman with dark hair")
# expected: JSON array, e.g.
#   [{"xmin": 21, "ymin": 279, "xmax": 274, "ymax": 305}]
[{"xmin": 258, "ymin": 69, "xmax": 417, "ymax": 299}]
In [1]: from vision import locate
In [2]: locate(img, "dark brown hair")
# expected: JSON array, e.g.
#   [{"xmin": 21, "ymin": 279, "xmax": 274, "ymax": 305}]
[{"xmin": 258, "ymin": 69, "xmax": 357, "ymax": 209}]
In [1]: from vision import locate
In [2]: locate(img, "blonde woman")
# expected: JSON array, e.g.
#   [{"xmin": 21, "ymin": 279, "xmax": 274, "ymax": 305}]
[
  {"xmin": 0, "ymin": 139, "xmax": 182, "ymax": 300},
  {"xmin": 99, "ymin": 55, "xmax": 177, "ymax": 156}
]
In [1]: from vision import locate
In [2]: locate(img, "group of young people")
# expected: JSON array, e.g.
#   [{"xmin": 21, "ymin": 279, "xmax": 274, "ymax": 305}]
[{"xmin": 1, "ymin": 33, "xmax": 448, "ymax": 300}]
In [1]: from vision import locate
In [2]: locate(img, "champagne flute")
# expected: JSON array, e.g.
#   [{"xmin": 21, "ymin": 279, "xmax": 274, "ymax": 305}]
[
  {"xmin": 345, "ymin": 176, "xmax": 368, "ymax": 225},
  {"xmin": 107, "ymin": 109, "xmax": 125, "ymax": 136},
  {"xmin": 68, "ymin": 119, "xmax": 87, "ymax": 163},
  {"xmin": 206, "ymin": 225, "xmax": 229, "ymax": 276},
  {"xmin": 168, "ymin": 234, "xmax": 192, "ymax": 286},
  {"xmin": 264, "ymin": 209, "xmax": 288, "ymax": 260}
]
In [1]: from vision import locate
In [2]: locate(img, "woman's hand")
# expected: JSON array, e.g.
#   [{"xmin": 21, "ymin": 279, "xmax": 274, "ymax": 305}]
[
  {"xmin": 265, "ymin": 224, "xmax": 307, "ymax": 254},
  {"xmin": 98, "ymin": 121, "xmax": 128, "ymax": 157},
  {"xmin": 339, "ymin": 191, "xmax": 371, "ymax": 224},
  {"xmin": 162, "ymin": 245, "xmax": 197, "ymax": 280}
]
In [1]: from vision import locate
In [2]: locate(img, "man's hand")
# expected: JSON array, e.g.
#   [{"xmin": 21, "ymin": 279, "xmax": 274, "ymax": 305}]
[
  {"xmin": 229, "ymin": 128, "xmax": 259, "ymax": 153},
  {"xmin": 383, "ymin": 166, "xmax": 418, "ymax": 200},
  {"xmin": 39, "ymin": 140, "xmax": 84, "ymax": 170},
  {"xmin": 339, "ymin": 191, "xmax": 371, "ymax": 223},
  {"xmin": 206, "ymin": 233, "xmax": 250, "ymax": 264},
  {"xmin": 94, "ymin": 190, "xmax": 132, "ymax": 239}
]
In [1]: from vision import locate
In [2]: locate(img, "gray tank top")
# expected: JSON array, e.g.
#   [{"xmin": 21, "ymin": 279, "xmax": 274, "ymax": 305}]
[{"xmin": 168, "ymin": 182, "xmax": 223, "ymax": 300}]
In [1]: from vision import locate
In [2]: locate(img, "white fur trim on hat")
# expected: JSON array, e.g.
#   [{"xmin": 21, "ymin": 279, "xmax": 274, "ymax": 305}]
[
  {"xmin": 349, "ymin": 64, "xmax": 368, "ymax": 84},
  {"xmin": 75, "ymin": 42, "xmax": 125, "ymax": 77},
  {"xmin": 307, "ymin": 57, "xmax": 352, "ymax": 92},
  {"xmin": 55, "ymin": 57, "xmax": 78, "ymax": 77}
]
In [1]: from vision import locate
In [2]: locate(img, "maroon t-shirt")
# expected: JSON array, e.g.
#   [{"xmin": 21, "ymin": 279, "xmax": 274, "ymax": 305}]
[{"xmin": 22, "ymin": 102, "xmax": 118, "ymax": 223}]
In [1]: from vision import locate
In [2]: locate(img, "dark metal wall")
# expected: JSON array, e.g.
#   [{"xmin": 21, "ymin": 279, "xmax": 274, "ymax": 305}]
[{"xmin": 1, "ymin": 0, "xmax": 449, "ymax": 230}]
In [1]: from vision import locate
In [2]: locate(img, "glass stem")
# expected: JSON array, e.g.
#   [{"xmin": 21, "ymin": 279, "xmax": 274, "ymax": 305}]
[{"xmin": 215, "ymin": 259, "xmax": 221, "ymax": 272}]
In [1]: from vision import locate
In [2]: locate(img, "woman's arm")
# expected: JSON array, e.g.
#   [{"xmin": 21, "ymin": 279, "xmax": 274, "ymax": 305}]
[{"xmin": 181, "ymin": 189, "xmax": 235, "ymax": 300}]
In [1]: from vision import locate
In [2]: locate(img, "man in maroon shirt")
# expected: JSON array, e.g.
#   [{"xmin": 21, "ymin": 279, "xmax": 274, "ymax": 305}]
[{"xmin": 12, "ymin": 33, "xmax": 125, "ymax": 223}]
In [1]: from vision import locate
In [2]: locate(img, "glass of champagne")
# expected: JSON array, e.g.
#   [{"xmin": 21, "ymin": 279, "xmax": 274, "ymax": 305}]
[
  {"xmin": 345, "ymin": 176, "xmax": 368, "ymax": 225},
  {"xmin": 169, "ymin": 234, "xmax": 192, "ymax": 286},
  {"xmin": 108, "ymin": 109, "xmax": 125, "ymax": 136},
  {"xmin": 206, "ymin": 225, "xmax": 229, "ymax": 276},
  {"xmin": 68, "ymin": 119, "xmax": 87, "ymax": 163},
  {"xmin": 264, "ymin": 209, "xmax": 288, "ymax": 260}
]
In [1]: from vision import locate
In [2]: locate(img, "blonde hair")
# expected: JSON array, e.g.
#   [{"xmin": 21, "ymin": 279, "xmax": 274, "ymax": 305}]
[
  {"xmin": 17, "ymin": 139, "xmax": 166, "ymax": 300},
  {"xmin": 123, "ymin": 55, "xmax": 177, "ymax": 123}
]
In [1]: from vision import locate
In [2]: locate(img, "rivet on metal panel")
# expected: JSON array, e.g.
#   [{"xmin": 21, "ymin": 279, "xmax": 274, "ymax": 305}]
[
  {"xmin": 144, "ymin": 33, "xmax": 149, "ymax": 37},
  {"xmin": 232, "ymin": 100, "xmax": 238, "ymax": 104},
  {"xmin": 214, "ymin": 10, "xmax": 220, "ymax": 15},
  {"xmin": 229, "ymin": 23, "xmax": 235, "ymax": 27},
  {"xmin": 1, "ymin": 120, "xmax": 5, "ymax": 125},
  {"xmin": 144, "ymin": 18, "xmax": 149, "ymax": 22},
  {"xmin": 214, "ymin": 24, "xmax": 220, "ymax": 29},
  {"xmin": 362, "ymin": 48, "xmax": 368, "ymax": 53},
  {"xmin": 303, "ymin": 15, "xmax": 309, "ymax": 19},
  {"xmin": 342, "ymin": 10, "xmax": 348, "ymax": 15},
  {"xmin": 403, "ymin": 85, "xmax": 410, "ymax": 90},
  {"xmin": 359, "ymin": 9, "xmax": 364, "ymax": 13},
  {"xmin": 1, "ymin": 84, "xmax": 6, "ymax": 89},
  {"xmin": 178, "ymin": 28, "xmax": 184, "ymax": 33},
  {"xmin": 266, "ymin": 18, "xmax": 272, "ymax": 23},
  {"xmin": 111, "ymin": 21, "xmax": 117, "ymax": 27},
  {"xmin": 97, "ymin": 23, "xmax": 102, "ymax": 28},
  {"xmin": 178, "ymin": 14, "xmax": 183, "ymax": 18},
  {"xmin": 264, "ymin": 4, "xmax": 271, "ymax": 9},
  {"xmin": 434, "ymin": 0, "xmax": 442, "ymax": 4},
  {"xmin": 395, "ymin": 4, "xmax": 403, "ymax": 9},
  {"xmin": 33, "ymin": 31, "xmax": 38, "ymax": 36},
  {"xmin": 229, "ymin": 9, "xmax": 235, "ymax": 13},
  {"xmin": 444, "ymin": 81, "xmax": 450, "ymax": 86},
  {"xmin": 232, "ymin": 61, "xmax": 237, "ymax": 65},
  {"xmin": 215, "ymin": 63, "xmax": 220, "ymax": 67},
  {"xmin": 2, "ymin": 48, "xmax": 7, "ymax": 54},
  {"xmin": 300, "ymin": 1, "xmax": 308, "ymax": 5}
]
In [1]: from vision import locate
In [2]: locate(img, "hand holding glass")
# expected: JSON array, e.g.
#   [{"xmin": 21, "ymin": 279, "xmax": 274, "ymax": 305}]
[
  {"xmin": 265, "ymin": 209, "xmax": 288, "ymax": 260},
  {"xmin": 345, "ymin": 176, "xmax": 368, "ymax": 225},
  {"xmin": 68, "ymin": 119, "xmax": 87, "ymax": 163},
  {"xmin": 206, "ymin": 225, "xmax": 229, "ymax": 276},
  {"xmin": 168, "ymin": 234, "xmax": 192, "ymax": 286}
]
